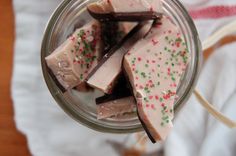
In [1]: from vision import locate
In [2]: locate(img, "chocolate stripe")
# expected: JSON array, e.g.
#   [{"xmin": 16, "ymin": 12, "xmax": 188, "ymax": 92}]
[
  {"xmin": 88, "ymin": 8, "xmax": 162, "ymax": 21},
  {"xmin": 137, "ymin": 112, "xmax": 156, "ymax": 143},
  {"xmin": 96, "ymin": 74, "xmax": 132, "ymax": 104}
]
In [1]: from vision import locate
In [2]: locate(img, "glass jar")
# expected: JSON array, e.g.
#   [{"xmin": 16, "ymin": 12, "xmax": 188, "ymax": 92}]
[{"xmin": 41, "ymin": 0, "xmax": 202, "ymax": 133}]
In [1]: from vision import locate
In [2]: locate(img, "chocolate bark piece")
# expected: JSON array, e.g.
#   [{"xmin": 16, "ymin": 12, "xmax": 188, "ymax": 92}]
[
  {"xmin": 45, "ymin": 21, "xmax": 103, "ymax": 90},
  {"xmin": 97, "ymin": 96, "xmax": 136, "ymax": 119},
  {"xmin": 123, "ymin": 16, "xmax": 190, "ymax": 142},
  {"xmin": 87, "ymin": 0, "xmax": 162, "ymax": 21},
  {"xmin": 86, "ymin": 22, "xmax": 153, "ymax": 94}
]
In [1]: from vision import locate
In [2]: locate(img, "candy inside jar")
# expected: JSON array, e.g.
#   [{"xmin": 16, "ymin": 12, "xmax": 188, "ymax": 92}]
[{"xmin": 41, "ymin": 0, "xmax": 201, "ymax": 143}]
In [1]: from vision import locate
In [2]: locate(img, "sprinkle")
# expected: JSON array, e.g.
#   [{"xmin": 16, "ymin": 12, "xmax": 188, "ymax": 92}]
[
  {"xmin": 155, "ymin": 95, "xmax": 159, "ymax": 100},
  {"xmin": 149, "ymin": 96, "xmax": 153, "ymax": 99},
  {"xmin": 151, "ymin": 38, "xmax": 158, "ymax": 45},
  {"xmin": 160, "ymin": 97, "xmax": 163, "ymax": 102}
]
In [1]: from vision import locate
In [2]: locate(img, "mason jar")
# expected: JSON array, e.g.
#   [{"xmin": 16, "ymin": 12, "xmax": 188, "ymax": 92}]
[{"xmin": 41, "ymin": 0, "xmax": 202, "ymax": 134}]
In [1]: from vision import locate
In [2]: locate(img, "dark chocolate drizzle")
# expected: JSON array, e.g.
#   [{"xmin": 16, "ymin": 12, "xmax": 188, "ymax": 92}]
[
  {"xmin": 137, "ymin": 112, "xmax": 156, "ymax": 143},
  {"xmin": 87, "ymin": 8, "xmax": 162, "ymax": 21},
  {"xmin": 96, "ymin": 74, "xmax": 132, "ymax": 104},
  {"xmin": 101, "ymin": 21, "xmax": 119, "ymax": 54}
]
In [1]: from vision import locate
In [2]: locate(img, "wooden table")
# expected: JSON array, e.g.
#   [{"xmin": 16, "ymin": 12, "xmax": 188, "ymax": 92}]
[
  {"xmin": 0, "ymin": 0, "xmax": 31, "ymax": 155},
  {"xmin": 0, "ymin": 1, "xmax": 236, "ymax": 156}
]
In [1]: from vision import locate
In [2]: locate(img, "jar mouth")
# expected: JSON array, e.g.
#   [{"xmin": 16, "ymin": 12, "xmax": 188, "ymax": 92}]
[{"xmin": 41, "ymin": 0, "xmax": 202, "ymax": 133}]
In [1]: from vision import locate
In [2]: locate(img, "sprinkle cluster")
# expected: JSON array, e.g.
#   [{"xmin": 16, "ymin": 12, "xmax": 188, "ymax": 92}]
[{"xmin": 69, "ymin": 24, "xmax": 100, "ymax": 81}]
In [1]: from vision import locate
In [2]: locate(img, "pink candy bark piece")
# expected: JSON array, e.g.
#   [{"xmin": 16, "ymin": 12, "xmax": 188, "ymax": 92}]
[
  {"xmin": 123, "ymin": 16, "xmax": 190, "ymax": 142},
  {"xmin": 45, "ymin": 21, "xmax": 103, "ymax": 90}
]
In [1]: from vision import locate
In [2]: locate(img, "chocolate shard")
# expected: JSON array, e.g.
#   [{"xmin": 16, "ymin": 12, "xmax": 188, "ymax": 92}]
[
  {"xmin": 45, "ymin": 20, "xmax": 103, "ymax": 90},
  {"xmin": 137, "ymin": 112, "xmax": 156, "ymax": 143},
  {"xmin": 86, "ymin": 21, "xmax": 153, "ymax": 94},
  {"xmin": 97, "ymin": 96, "xmax": 136, "ymax": 119},
  {"xmin": 87, "ymin": 0, "xmax": 162, "ymax": 21},
  {"xmin": 101, "ymin": 22, "xmax": 137, "ymax": 54},
  {"xmin": 123, "ymin": 16, "xmax": 191, "ymax": 142},
  {"xmin": 96, "ymin": 74, "xmax": 132, "ymax": 104}
]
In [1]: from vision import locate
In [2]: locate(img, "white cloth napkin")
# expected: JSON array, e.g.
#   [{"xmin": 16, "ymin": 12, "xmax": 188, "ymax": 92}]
[{"xmin": 12, "ymin": 0, "xmax": 236, "ymax": 155}]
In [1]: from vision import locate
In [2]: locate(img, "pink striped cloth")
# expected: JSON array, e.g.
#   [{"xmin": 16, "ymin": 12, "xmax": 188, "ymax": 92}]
[{"xmin": 190, "ymin": 5, "xmax": 236, "ymax": 19}]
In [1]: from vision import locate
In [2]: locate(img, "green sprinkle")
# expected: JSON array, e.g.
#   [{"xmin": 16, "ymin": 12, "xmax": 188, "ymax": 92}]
[
  {"xmin": 145, "ymin": 64, "xmax": 149, "ymax": 68},
  {"xmin": 162, "ymin": 116, "xmax": 168, "ymax": 120},
  {"xmin": 164, "ymin": 106, "xmax": 167, "ymax": 110},
  {"xmin": 172, "ymin": 77, "xmax": 176, "ymax": 81},
  {"xmin": 160, "ymin": 97, "xmax": 163, "ymax": 102},
  {"xmin": 80, "ymin": 74, "xmax": 83, "ymax": 80},
  {"xmin": 144, "ymin": 97, "xmax": 149, "ymax": 102},
  {"xmin": 141, "ymin": 72, "xmax": 146, "ymax": 78},
  {"xmin": 175, "ymin": 37, "xmax": 182, "ymax": 42},
  {"xmin": 161, "ymin": 122, "xmax": 164, "ymax": 126},
  {"xmin": 92, "ymin": 56, "xmax": 97, "ymax": 61}
]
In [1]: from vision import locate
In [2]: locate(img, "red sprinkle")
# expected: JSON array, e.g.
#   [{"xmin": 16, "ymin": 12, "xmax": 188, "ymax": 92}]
[
  {"xmin": 155, "ymin": 95, "xmax": 159, "ymax": 100},
  {"xmin": 70, "ymin": 36, "xmax": 76, "ymax": 42},
  {"xmin": 138, "ymin": 57, "xmax": 142, "ymax": 61},
  {"xmin": 151, "ymin": 104, "xmax": 155, "ymax": 109},
  {"xmin": 149, "ymin": 96, "xmax": 153, "ymax": 99},
  {"xmin": 151, "ymin": 39, "xmax": 158, "ymax": 45}
]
